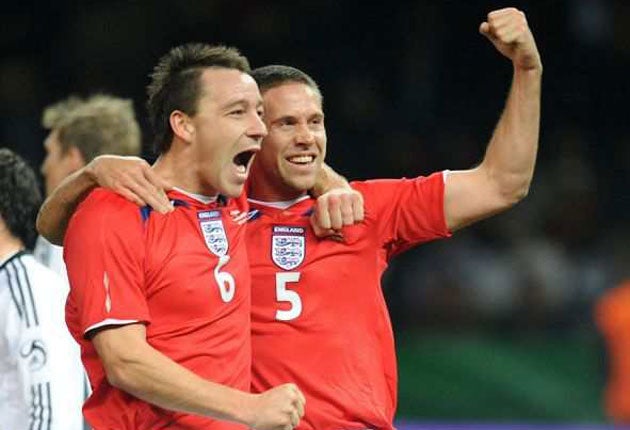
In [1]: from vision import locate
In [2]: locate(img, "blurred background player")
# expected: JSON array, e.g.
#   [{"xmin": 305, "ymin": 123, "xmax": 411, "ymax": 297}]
[
  {"xmin": 35, "ymin": 7, "xmax": 541, "ymax": 429},
  {"xmin": 35, "ymin": 94, "xmax": 142, "ymax": 277},
  {"xmin": 0, "ymin": 148, "xmax": 84, "ymax": 429},
  {"xmin": 594, "ymin": 280, "xmax": 630, "ymax": 424}
]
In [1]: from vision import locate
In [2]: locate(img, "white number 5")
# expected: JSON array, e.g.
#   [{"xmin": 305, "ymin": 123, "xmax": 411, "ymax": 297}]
[{"xmin": 275, "ymin": 272, "xmax": 301, "ymax": 321}]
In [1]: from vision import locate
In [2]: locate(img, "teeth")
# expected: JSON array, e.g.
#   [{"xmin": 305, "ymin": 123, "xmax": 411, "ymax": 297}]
[
  {"xmin": 236, "ymin": 165, "xmax": 246, "ymax": 173},
  {"xmin": 288, "ymin": 155, "xmax": 314, "ymax": 164}
]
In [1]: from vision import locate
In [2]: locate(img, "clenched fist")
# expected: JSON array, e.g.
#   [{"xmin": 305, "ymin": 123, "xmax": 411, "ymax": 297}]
[
  {"xmin": 479, "ymin": 8, "xmax": 542, "ymax": 72},
  {"xmin": 247, "ymin": 383, "xmax": 306, "ymax": 430}
]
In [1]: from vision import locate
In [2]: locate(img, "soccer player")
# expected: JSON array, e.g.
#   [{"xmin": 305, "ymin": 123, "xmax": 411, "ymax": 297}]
[
  {"xmin": 246, "ymin": 8, "xmax": 540, "ymax": 428},
  {"xmin": 38, "ymin": 7, "xmax": 541, "ymax": 429},
  {"xmin": 0, "ymin": 148, "xmax": 84, "ymax": 430},
  {"xmin": 36, "ymin": 94, "xmax": 144, "ymax": 277},
  {"xmin": 58, "ymin": 44, "xmax": 306, "ymax": 430}
]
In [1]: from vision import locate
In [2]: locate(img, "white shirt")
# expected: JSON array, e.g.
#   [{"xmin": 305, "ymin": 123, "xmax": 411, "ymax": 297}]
[
  {"xmin": 0, "ymin": 251, "xmax": 84, "ymax": 430},
  {"xmin": 33, "ymin": 236, "xmax": 67, "ymax": 280}
]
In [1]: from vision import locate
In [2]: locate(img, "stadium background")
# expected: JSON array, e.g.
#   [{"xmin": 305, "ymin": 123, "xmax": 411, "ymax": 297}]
[{"xmin": 2, "ymin": 0, "xmax": 628, "ymax": 425}]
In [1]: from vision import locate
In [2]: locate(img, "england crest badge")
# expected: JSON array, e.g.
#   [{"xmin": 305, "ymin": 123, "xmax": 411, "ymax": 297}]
[
  {"xmin": 198, "ymin": 210, "xmax": 229, "ymax": 257},
  {"xmin": 272, "ymin": 225, "xmax": 306, "ymax": 270}
]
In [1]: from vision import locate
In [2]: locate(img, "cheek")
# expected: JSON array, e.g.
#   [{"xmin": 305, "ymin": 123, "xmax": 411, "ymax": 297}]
[{"xmin": 317, "ymin": 135, "xmax": 327, "ymax": 155}]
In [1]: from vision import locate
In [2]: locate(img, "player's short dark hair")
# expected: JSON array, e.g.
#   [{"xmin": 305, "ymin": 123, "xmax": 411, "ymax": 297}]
[
  {"xmin": 0, "ymin": 148, "xmax": 42, "ymax": 249},
  {"xmin": 251, "ymin": 65, "xmax": 322, "ymax": 101},
  {"xmin": 146, "ymin": 43, "xmax": 251, "ymax": 154}
]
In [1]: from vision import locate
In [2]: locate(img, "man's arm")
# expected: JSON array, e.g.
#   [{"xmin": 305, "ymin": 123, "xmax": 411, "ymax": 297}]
[
  {"xmin": 444, "ymin": 7, "xmax": 542, "ymax": 231},
  {"xmin": 36, "ymin": 156, "xmax": 173, "ymax": 245},
  {"xmin": 92, "ymin": 324, "xmax": 304, "ymax": 430}
]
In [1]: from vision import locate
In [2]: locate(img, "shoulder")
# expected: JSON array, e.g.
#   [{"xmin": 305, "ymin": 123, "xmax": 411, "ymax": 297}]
[
  {"xmin": 352, "ymin": 173, "xmax": 444, "ymax": 200},
  {"xmin": 78, "ymin": 188, "xmax": 142, "ymax": 215},
  {"xmin": 65, "ymin": 189, "xmax": 145, "ymax": 250},
  {"xmin": 71, "ymin": 188, "xmax": 143, "ymax": 230},
  {"xmin": 351, "ymin": 172, "xmax": 445, "ymax": 192}
]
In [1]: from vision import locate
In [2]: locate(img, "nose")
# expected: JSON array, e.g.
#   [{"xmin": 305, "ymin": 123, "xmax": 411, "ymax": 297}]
[
  {"xmin": 247, "ymin": 112, "xmax": 267, "ymax": 140},
  {"xmin": 295, "ymin": 123, "xmax": 315, "ymax": 146}
]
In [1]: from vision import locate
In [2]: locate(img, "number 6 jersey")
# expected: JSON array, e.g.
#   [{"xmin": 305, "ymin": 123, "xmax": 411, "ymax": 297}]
[
  {"xmin": 64, "ymin": 188, "xmax": 251, "ymax": 430},
  {"xmin": 246, "ymin": 172, "xmax": 451, "ymax": 430}
]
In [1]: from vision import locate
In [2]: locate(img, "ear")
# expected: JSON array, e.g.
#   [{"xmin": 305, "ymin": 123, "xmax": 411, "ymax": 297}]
[{"xmin": 169, "ymin": 110, "xmax": 195, "ymax": 143}]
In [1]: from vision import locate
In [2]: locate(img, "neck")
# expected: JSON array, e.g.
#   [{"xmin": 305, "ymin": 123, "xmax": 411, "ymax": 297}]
[
  {"xmin": 0, "ymin": 230, "xmax": 24, "ymax": 263},
  {"xmin": 247, "ymin": 181, "xmax": 308, "ymax": 202},
  {"xmin": 247, "ymin": 166, "xmax": 308, "ymax": 202},
  {"xmin": 153, "ymin": 142, "xmax": 217, "ymax": 196}
]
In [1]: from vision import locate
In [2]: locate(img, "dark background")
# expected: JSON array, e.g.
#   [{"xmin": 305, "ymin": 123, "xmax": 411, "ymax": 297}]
[{"xmin": 2, "ymin": 0, "xmax": 628, "ymax": 422}]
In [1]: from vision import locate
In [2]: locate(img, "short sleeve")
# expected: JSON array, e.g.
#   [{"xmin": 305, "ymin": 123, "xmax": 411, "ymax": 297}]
[
  {"xmin": 352, "ymin": 172, "xmax": 451, "ymax": 257},
  {"xmin": 64, "ymin": 190, "xmax": 149, "ymax": 337}
]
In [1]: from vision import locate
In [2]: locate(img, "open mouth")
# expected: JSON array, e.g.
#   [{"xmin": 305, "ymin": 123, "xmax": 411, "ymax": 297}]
[{"xmin": 233, "ymin": 150, "xmax": 257, "ymax": 172}]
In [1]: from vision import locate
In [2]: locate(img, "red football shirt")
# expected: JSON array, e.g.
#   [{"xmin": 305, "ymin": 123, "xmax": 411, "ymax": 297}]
[
  {"xmin": 247, "ymin": 172, "xmax": 451, "ymax": 430},
  {"xmin": 64, "ymin": 188, "xmax": 251, "ymax": 430}
]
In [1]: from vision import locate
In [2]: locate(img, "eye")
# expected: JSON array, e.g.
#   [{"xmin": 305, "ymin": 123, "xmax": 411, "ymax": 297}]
[
  {"xmin": 229, "ymin": 109, "xmax": 245, "ymax": 116},
  {"xmin": 279, "ymin": 118, "xmax": 296, "ymax": 127}
]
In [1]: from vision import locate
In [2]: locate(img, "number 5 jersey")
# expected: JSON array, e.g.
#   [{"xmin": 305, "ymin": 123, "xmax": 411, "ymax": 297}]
[{"xmin": 246, "ymin": 172, "xmax": 451, "ymax": 430}]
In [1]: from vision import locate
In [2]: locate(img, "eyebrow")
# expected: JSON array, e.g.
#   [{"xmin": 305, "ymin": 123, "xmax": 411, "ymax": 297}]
[
  {"xmin": 221, "ymin": 97, "xmax": 264, "ymax": 111},
  {"xmin": 272, "ymin": 112, "xmax": 325, "ymax": 124}
]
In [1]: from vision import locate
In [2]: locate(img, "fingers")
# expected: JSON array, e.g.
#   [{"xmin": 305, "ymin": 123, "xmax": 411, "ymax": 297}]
[
  {"xmin": 480, "ymin": 7, "xmax": 540, "ymax": 70},
  {"xmin": 294, "ymin": 387, "xmax": 306, "ymax": 417},
  {"xmin": 479, "ymin": 21, "xmax": 490, "ymax": 37},
  {"xmin": 483, "ymin": 7, "xmax": 528, "ymax": 44},
  {"xmin": 350, "ymin": 191, "xmax": 364, "ymax": 223},
  {"xmin": 141, "ymin": 168, "xmax": 174, "ymax": 213},
  {"xmin": 312, "ymin": 189, "xmax": 365, "ymax": 231},
  {"xmin": 121, "ymin": 174, "xmax": 171, "ymax": 213},
  {"xmin": 326, "ymin": 194, "xmax": 343, "ymax": 230},
  {"xmin": 313, "ymin": 195, "xmax": 332, "ymax": 230},
  {"xmin": 91, "ymin": 155, "xmax": 174, "ymax": 213},
  {"xmin": 116, "ymin": 188, "xmax": 147, "ymax": 208}
]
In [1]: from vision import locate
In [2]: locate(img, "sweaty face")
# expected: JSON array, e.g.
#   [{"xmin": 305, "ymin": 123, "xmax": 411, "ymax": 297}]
[
  {"xmin": 40, "ymin": 130, "xmax": 80, "ymax": 196},
  {"xmin": 249, "ymin": 82, "xmax": 326, "ymax": 201},
  {"xmin": 189, "ymin": 69, "xmax": 266, "ymax": 197}
]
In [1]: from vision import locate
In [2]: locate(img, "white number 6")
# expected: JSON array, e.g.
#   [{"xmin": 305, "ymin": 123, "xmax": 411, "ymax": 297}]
[
  {"xmin": 214, "ymin": 255, "xmax": 235, "ymax": 302},
  {"xmin": 275, "ymin": 272, "xmax": 301, "ymax": 321}
]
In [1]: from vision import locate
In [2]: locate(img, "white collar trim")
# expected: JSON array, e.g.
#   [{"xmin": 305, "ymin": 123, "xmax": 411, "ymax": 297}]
[
  {"xmin": 248, "ymin": 195, "xmax": 310, "ymax": 209},
  {"xmin": 172, "ymin": 187, "xmax": 218, "ymax": 204}
]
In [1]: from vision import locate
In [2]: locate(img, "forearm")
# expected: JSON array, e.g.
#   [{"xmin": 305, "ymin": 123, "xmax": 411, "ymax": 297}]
[
  {"xmin": 311, "ymin": 163, "xmax": 350, "ymax": 197},
  {"xmin": 480, "ymin": 65, "xmax": 542, "ymax": 201},
  {"xmin": 103, "ymin": 338, "xmax": 254, "ymax": 425},
  {"xmin": 36, "ymin": 167, "xmax": 98, "ymax": 245}
]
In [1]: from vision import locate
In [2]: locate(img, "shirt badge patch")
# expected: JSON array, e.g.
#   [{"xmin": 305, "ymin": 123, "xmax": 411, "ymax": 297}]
[
  {"xmin": 272, "ymin": 225, "xmax": 306, "ymax": 270},
  {"xmin": 198, "ymin": 210, "xmax": 229, "ymax": 257},
  {"xmin": 20, "ymin": 339, "xmax": 47, "ymax": 372}
]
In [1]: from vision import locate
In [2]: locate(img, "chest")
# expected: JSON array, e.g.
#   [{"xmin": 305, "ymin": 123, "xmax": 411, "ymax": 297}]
[
  {"xmin": 142, "ymin": 206, "xmax": 251, "ymax": 318},
  {"xmin": 246, "ymin": 215, "xmax": 387, "ymax": 324}
]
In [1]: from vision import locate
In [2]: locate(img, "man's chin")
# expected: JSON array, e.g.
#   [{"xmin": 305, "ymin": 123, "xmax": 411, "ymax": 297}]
[{"xmin": 287, "ymin": 177, "xmax": 316, "ymax": 194}]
